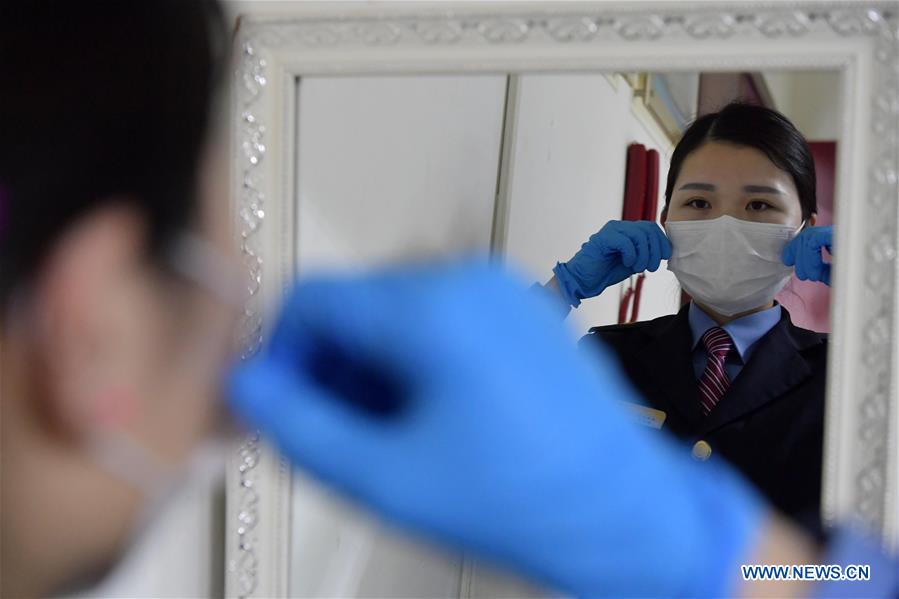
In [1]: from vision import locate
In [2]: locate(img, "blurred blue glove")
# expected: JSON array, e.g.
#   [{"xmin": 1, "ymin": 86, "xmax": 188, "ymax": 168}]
[
  {"xmin": 782, "ymin": 225, "xmax": 833, "ymax": 286},
  {"xmin": 553, "ymin": 220, "xmax": 672, "ymax": 308},
  {"xmin": 228, "ymin": 260, "xmax": 762, "ymax": 598}
]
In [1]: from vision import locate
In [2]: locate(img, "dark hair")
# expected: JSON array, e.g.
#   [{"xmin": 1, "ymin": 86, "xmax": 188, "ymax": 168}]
[
  {"xmin": 0, "ymin": 0, "xmax": 228, "ymax": 305},
  {"xmin": 664, "ymin": 102, "xmax": 817, "ymax": 220}
]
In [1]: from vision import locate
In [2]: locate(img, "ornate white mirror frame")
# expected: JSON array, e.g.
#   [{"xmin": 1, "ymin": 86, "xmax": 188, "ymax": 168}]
[{"xmin": 223, "ymin": 2, "xmax": 899, "ymax": 597}]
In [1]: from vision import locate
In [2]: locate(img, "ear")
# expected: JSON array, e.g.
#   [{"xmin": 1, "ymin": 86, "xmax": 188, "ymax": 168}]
[
  {"xmin": 659, "ymin": 206, "xmax": 668, "ymax": 227},
  {"xmin": 29, "ymin": 203, "xmax": 148, "ymax": 440},
  {"xmin": 808, "ymin": 212, "xmax": 818, "ymax": 227}
]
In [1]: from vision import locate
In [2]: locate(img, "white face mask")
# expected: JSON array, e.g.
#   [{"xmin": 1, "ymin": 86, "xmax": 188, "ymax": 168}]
[{"xmin": 665, "ymin": 215, "xmax": 803, "ymax": 317}]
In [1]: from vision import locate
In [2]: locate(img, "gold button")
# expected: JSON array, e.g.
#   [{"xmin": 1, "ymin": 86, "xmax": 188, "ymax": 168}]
[{"xmin": 692, "ymin": 440, "xmax": 712, "ymax": 461}]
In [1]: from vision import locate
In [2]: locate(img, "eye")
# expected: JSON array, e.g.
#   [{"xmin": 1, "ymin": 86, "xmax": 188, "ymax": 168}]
[
  {"xmin": 685, "ymin": 197, "xmax": 711, "ymax": 209},
  {"xmin": 747, "ymin": 200, "xmax": 773, "ymax": 211}
]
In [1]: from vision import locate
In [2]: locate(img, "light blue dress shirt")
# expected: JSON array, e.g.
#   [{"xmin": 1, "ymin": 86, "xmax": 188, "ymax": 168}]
[{"xmin": 688, "ymin": 302, "xmax": 782, "ymax": 381}]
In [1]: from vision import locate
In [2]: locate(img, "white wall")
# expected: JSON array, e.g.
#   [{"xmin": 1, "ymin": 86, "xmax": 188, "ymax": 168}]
[
  {"xmin": 504, "ymin": 73, "xmax": 682, "ymax": 337},
  {"xmin": 762, "ymin": 70, "xmax": 842, "ymax": 141},
  {"xmin": 295, "ymin": 75, "xmax": 506, "ymax": 274},
  {"xmin": 290, "ymin": 74, "xmax": 507, "ymax": 598}
]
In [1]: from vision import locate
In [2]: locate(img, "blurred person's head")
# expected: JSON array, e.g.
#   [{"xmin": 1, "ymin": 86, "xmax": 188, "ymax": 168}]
[{"xmin": 0, "ymin": 2, "xmax": 236, "ymax": 595}]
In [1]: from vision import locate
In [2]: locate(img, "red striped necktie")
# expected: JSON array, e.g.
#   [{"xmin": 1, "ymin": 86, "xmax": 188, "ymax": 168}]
[{"xmin": 698, "ymin": 327, "xmax": 735, "ymax": 415}]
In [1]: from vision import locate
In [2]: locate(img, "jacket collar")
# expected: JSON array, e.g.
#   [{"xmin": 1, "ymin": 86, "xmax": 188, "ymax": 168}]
[
  {"xmin": 636, "ymin": 304, "xmax": 705, "ymax": 432},
  {"xmin": 701, "ymin": 308, "xmax": 823, "ymax": 435}
]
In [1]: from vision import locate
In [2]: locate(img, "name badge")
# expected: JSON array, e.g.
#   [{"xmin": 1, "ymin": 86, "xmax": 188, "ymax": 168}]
[{"xmin": 620, "ymin": 402, "xmax": 667, "ymax": 429}]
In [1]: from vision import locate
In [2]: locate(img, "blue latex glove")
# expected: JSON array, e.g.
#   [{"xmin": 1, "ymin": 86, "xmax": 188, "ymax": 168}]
[
  {"xmin": 228, "ymin": 260, "xmax": 762, "ymax": 598},
  {"xmin": 553, "ymin": 220, "xmax": 672, "ymax": 308},
  {"xmin": 782, "ymin": 225, "xmax": 833, "ymax": 286}
]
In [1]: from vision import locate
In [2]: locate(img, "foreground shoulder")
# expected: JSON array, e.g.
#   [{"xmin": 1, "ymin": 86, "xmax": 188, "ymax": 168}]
[
  {"xmin": 584, "ymin": 314, "xmax": 678, "ymax": 341},
  {"xmin": 588, "ymin": 314, "xmax": 677, "ymax": 333}
]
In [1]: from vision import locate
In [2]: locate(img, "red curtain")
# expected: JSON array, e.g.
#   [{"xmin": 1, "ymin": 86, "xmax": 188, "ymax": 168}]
[{"xmin": 619, "ymin": 143, "xmax": 660, "ymax": 324}]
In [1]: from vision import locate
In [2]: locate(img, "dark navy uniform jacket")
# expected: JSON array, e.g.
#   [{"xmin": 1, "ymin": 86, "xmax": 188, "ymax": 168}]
[{"xmin": 580, "ymin": 303, "xmax": 828, "ymax": 537}]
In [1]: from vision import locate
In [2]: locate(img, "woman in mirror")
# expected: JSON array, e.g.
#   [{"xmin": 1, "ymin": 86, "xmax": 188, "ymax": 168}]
[{"xmin": 545, "ymin": 102, "xmax": 833, "ymax": 537}]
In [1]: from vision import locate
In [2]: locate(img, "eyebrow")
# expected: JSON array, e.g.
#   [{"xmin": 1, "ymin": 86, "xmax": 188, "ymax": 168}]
[{"xmin": 677, "ymin": 182, "xmax": 784, "ymax": 195}]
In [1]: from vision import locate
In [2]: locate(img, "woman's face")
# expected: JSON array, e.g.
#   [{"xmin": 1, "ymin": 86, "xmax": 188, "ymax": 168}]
[{"xmin": 663, "ymin": 141, "xmax": 812, "ymax": 228}]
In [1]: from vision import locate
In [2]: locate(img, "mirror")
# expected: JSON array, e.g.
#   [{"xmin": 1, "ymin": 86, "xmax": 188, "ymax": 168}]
[
  {"xmin": 281, "ymin": 69, "xmax": 838, "ymax": 597},
  {"xmin": 223, "ymin": 5, "xmax": 898, "ymax": 598}
]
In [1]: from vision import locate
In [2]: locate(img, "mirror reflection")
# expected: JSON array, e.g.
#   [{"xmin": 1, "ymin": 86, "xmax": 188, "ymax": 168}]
[{"xmin": 289, "ymin": 69, "xmax": 840, "ymax": 595}]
